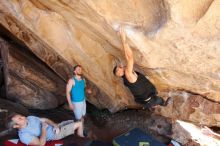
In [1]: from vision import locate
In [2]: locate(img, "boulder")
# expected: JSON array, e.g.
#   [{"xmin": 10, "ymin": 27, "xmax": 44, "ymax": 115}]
[{"xmin": 0, "ymin": 0, "xmax": 219, "ymax": 126}]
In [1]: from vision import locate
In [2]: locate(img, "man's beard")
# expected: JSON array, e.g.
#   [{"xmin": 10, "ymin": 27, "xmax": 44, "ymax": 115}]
[{"xmin": 75, "ymin": 72, "xmax": 82, "ymax": 76}]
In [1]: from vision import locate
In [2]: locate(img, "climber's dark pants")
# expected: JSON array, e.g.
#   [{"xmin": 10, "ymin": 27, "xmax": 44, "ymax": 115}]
[{"xmin": 135, "ymin": 95, "xmax": 165, "ymax": 109}]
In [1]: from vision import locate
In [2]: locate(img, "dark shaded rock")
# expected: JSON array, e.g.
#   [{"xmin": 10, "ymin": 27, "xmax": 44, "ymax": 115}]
[
  {"xmin": 87, "ymin": 107, "xmax": 172, "ymax": 144},
  {"xmin": 0, "ymin": 38, "xmax": 8, "ymax": 98},
  {"xmin": 0, "ymin": 98, "xmax": 29, "ymax": 138},
  {"xmin": 0, "ymin": 98, "xmax": 29, "ymax": 116},
  {"xmin": 0, "ymin": 37, "xmax": 67, "ymax": 109}
]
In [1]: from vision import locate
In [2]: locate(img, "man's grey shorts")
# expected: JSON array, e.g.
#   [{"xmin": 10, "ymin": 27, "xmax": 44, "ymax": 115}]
[
  {"xmin": 53, "ymin": 120, "xmax": 75, "ymax": 140},
  {"xmin": 72, "ymin": 100, "xmax": 86, "ymax": 120}
]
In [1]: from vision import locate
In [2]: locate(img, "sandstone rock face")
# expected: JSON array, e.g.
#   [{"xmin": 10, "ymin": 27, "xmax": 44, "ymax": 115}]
[
  {"xmin": 156, "ymin": 91, "xmax": 220, "ymax": 126},
  {"xmin": 0, "ymin": 0, "xmax": 219, "ymax": 126}
]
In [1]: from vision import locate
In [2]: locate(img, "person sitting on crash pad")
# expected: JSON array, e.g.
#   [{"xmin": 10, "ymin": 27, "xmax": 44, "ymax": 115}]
[
  {"xmin": 113, "ymin": 26, "xmax": 171, "ymax": 110},
  {"xmin": 7, "ymin": 113, "xmax": 84, "ymax": 146}
]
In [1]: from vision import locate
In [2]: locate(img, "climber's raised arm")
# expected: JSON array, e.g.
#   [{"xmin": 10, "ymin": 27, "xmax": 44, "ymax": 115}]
[{"xmin": 119, "ymin": 26, "xmax": 136, "ymax": 82}]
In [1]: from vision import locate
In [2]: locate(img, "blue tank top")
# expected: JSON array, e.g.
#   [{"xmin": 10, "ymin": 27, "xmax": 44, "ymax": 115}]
[{"xmin": 71, "ymin": 76, "xmax": 85, "ymax": 102}]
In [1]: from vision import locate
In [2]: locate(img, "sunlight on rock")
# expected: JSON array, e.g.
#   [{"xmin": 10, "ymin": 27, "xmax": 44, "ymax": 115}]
[{"xmin": 177, "ymin": 120, "xmax": 220, "ymax": 146}]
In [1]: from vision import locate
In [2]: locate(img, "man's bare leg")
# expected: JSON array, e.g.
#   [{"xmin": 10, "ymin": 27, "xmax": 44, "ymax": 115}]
[{"xmin": 74, "ymin": 121, "xmax": 84, "ymax": 137}]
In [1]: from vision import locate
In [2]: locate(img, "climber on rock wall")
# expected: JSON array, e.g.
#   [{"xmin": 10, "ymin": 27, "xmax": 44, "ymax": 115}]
[{"xmin": 113, "ymin": 26, "xmax": 171, "ymax": 111}]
